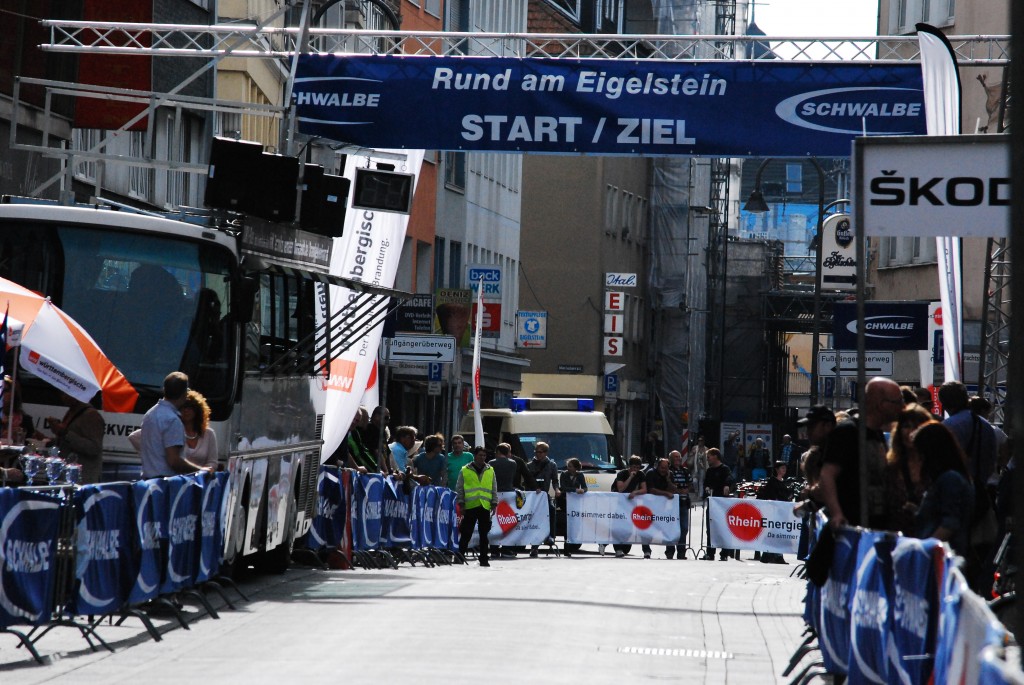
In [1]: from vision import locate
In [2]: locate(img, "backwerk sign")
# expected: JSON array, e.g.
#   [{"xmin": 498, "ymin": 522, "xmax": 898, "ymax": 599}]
[{"xmin": 293, "ymin": 56, "xmax": 926, "ymax": 157}]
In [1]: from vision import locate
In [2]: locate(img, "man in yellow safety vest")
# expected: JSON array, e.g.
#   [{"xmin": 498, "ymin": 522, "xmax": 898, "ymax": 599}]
[{"xmin": 456, "ymin": 446, "xmax": 498, "ymax": 567}]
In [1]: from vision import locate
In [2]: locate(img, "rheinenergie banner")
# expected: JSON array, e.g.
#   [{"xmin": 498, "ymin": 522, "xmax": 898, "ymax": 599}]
[
  {"xmin": 707, "ymin": 497, "xmax": 803, "ymax": 553},
  {"xmin": 566, "ymin": 492, "xmax": 682, "ymax": 544},
  {"xmin": 294, "ymin": 56, "xmax": 926, "ymax": 157},
  {"xmin": 466, "ymin": 491, "xmax": 550, "ymax": 547}
]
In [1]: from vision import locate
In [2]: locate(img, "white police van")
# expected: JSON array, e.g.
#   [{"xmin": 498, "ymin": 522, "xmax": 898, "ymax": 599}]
[{"xmin": 460, "ymin": 397, "xmax": 622, "ymax": 491}]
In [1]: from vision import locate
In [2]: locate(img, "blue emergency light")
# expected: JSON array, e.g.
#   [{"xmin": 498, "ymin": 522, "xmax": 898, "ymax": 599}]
[
  {"xmin": 509, "ymin": 397, "xmax": 595, "ymax": 412},
  {"xmin": 510, "ymin": 398, "xmax": 531, "ymax": 412}
]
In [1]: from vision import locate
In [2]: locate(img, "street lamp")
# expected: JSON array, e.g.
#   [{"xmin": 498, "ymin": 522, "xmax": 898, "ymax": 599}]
[{"xmin": 744, "ymin": 158, "xmax": 826, "ymax": 406}]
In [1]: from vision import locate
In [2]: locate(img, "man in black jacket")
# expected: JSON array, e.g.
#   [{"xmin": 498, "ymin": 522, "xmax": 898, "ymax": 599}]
[
  {"xmin": 757, "ymin": 461, "xmax": 792, "ymax": 564},
  {"xmin": 702, "ymin": 448, "xmax": 736, "ymax": 560}
]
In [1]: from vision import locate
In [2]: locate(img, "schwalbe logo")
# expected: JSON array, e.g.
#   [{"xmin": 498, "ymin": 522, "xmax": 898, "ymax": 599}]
[
  {"xmin": 775, "ymin": 87, "xmax": 923, "ymax": 135},
  {"xmin": 845, "ymin": 315, "xmax": 918, "ymax": 340}
]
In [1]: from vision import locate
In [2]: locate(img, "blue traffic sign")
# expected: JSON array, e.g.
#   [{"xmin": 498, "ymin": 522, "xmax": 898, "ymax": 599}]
[
  {"xmin": 604, "ymin": 374, "xmax": 619, "ymax": 394},
  {"xmin": 427, "ymin": 362, "xmax": 443, "ymax": 382}
]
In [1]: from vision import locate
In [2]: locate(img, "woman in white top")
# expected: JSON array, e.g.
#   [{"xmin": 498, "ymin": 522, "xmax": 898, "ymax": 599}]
[{"xmin": 181, "ymin": 389, "xmax": 218, "ymax": 469}]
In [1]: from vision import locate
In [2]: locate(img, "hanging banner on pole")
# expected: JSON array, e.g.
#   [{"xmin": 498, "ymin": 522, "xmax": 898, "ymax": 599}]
[{"xmin": 294, "ymin": 56, "xmax": 925, "ymax": 157}]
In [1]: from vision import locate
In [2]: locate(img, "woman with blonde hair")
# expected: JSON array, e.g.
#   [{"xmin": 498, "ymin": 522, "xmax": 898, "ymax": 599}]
[
  {"xmin": 884, "ymin": 403, "xmax": 934, "ymax": 533},
  {"xmin": 181, "ymin": 389, "xmax": 218, "ymax": 469}
]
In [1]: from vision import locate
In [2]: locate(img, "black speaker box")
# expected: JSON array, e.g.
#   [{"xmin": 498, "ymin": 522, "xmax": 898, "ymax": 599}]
[
  {"xmin": 299, "ymin": 164, "xmax": 325, "ymax": 228},
  {"xmin": 301, "ymin": 166, "xmax": 350, "ymax": 237},
  {"xmin": 205, "ymin": 137, "xmax": 262, "ymax": 210},
  {"xmin": 248, "ymin": 152, "xmax": 299, "ymax": 222}
]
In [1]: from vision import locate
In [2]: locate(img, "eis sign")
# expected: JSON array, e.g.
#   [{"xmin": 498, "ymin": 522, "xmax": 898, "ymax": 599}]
[{"xmin": 603, "ymin": 275, "xmax": 634, "ymax": 357}]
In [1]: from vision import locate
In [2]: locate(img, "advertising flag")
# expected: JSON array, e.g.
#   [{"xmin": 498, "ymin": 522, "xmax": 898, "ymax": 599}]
[
  {"xmin": 317, "ymin": 150, "xmax": 425, "ymax": 464},
  {"xmin": 471, "ymin": 277, "xmax": 484, "ymax": 447},
  {"xmin": 917, "ymin": 23, "xmax": 963, "ymax": 382}
]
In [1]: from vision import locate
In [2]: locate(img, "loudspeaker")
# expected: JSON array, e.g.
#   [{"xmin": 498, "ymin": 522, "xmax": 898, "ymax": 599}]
[
  {"xmin": 299, "ymin": 164, "xmax": 325, "ymax": 228},
  {"xmin": 205, "ymin": 137, "xmax": 262, "ymax": 211},
  {"xmin": 248, "ymin": 152, "xmax": 299, "ymax": 222},
  {"xmin": 301, "ymin": 165, "xmax": 350, "ymax": 237}
]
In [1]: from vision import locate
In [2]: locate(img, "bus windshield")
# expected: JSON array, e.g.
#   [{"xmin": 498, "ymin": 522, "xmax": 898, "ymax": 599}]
[{"xmin": 0, "ymin": 220, "xmax": 237, "ymax": 411}]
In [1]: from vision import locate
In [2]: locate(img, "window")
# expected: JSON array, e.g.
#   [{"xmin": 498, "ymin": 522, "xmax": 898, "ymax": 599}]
[
  {"xmin": 786, "ymin": 164, "xmax": 803, "ymax": 194},
  {"xmin": 445, "ymin": 151, "xmax": 466, "ymax": 191},
  {"xmin": 449, "ymin": 241, "xmax": 463, "ymax": 287},
  {"xmin": 597, "ymin": 0, "xmax": 623, "ymax": 33},
  {"xmin": 434, "ymin": 236, "xmax": 446, "ymax": 289},
  {"xmin": 425, "ymin": 0, "xmax": 441, "ymax": 18},
  {"xmin": 71, "ymin": 129, "xmax": 102, "ymax": 182},
  {"xmin": 604, "ymin": 184, "xmax": 617, "ymax": 237},
  {"xmin": 885, "ymin": 236, "xmax": 898, "ymax": 266},
  {"xmin": 896, "ymin": 0, "xmax": 909, "ymax": 31},
  {"xmin": 545, "ymin": 0, "xmax": 581, "ymax": 24},
  {"xmin": 448, "ymin": 0, "xmax": 470, "ymax": 53}
]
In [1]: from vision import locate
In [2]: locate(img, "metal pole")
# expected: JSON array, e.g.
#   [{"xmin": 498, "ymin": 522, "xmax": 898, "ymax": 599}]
[
  {"xmin": 1009, "ymin": 0, "xmax": 1024, "ymax": 660},
  {"xmin": 853, "ymin": 141, "xmax": 869, "ymax": 529},
  {"xmin": 376, "ymin": 341, "xmax": 391, "ymax": 472},
  {"xmin": 810, "ymin": 158, "xmax": 826, "ymax": 407}
]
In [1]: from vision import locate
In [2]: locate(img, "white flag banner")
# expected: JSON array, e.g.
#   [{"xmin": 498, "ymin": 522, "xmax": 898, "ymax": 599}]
[
  {"xmin": 917, "ymin": 24, "xmax": 963, "ymax": 382},
  {"xmin": 464, "ymin": 492, "xmax": 550, "ymax": 547},
  {"xmin": 317, "ymin": 150, "xmax": 426, "ymax": 463},
  {"xmin": 566, "ymin": 492, "xmax": 682, "ymax": 545},
  {"xmin": 470, "ymin": 277, "xmax": 484, "ymax": 448},
  {"xmin": 707, "ymin": 497, "xmax": 804, "ymax": 553}
]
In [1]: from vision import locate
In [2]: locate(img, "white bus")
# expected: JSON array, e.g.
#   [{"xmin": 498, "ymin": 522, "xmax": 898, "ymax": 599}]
[{"xmin": 0, "ymin": 198, "xmax": 399, "ymax": 573}]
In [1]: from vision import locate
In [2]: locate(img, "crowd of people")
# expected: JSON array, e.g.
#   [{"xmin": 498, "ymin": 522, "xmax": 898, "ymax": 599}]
[
  {"xmin": 798, "ymin": 378, "xmax": 1009, "ymax": 593},
  {"xmin": 4, "ymin": 368, "xmax": 1003, "ymax": 583}
]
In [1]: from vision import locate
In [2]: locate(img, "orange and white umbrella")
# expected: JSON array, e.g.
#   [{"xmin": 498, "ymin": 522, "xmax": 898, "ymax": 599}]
[{"xmin": 0, "ymin": 277, "xmax": 138, "ymax": 412}]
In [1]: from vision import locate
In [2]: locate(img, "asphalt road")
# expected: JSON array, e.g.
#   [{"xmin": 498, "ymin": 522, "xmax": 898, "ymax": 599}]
[{"xmin": 0, "ymin": 504, "xmax": 810, "ymax": 684}]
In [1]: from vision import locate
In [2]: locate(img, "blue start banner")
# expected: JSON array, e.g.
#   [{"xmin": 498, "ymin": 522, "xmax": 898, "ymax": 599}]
[
  {"xmin": 73, "ymin": 483, "xmax": 133, "ymax": 616},
  {"xmin": 0, "ymin": 489, "xmax": 60, "ymax": 626},
  {"xmin": 293, "ymin": 55, "xmax": 926, "ymax": 157}
]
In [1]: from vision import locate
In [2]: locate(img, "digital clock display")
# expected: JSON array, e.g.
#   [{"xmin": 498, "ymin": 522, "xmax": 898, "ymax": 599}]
[{"xmin": 352, "ymin": 168, "xmax": 414, "ymax": 214}]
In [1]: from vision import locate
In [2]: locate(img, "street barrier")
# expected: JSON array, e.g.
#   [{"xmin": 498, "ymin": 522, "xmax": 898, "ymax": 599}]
[
  {"xmin": 0, "ymin": 472, "xmax": 232, "ymax": 663},
  {"xmin": 792, "ymin": 511, "xmax": 1021, "ymax": 684},
  {"xmin": 565, "ymin": 492, "xmax": 684, "ymax": 545},
  {"xmin": 299, "ymin": 468, "xmax": 460, "ymax": 569}
]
